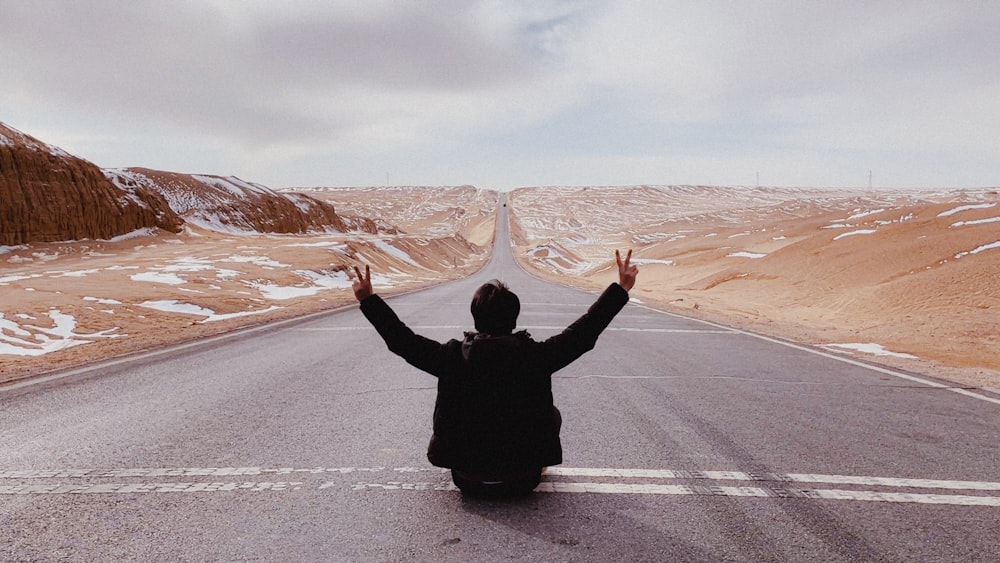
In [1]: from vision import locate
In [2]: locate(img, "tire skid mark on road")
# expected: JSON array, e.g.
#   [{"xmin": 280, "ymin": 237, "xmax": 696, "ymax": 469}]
[{"xmin": 3, "ymin": 466, "xmax": 999, "ymax": 506}]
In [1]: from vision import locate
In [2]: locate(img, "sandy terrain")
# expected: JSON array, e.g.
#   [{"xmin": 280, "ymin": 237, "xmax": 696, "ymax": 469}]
[
  {"xmin": 0, "ymin": 187, "xmax": 496, "ymax": 385},
  {"xmin": 4, "ymin": 183, "xmax": 998, "ymax": 392},
  {"xmin": 509, "ymin": 186, "xmax": 1000, "ymax": 390}
]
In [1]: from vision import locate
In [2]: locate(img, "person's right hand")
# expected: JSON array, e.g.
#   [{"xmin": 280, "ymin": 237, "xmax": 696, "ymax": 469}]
[
  {"xmin": 352, "ymin": 264, "xmax": 373, "ymax": 302},
  {"xmin": 616, "ymin": 249, "xmax": 638, "ymax": 291}
]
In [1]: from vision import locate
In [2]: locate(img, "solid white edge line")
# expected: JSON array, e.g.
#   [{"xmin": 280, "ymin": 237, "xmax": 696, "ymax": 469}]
[
  {"xmin": 544, "ymin": 468, "xmax": 1000, "ymax": 491},
  {"xmin": 628, "ymin": 302, "xmax": 1000, "ymax": 406},
  {"xmin": 530, "ymin": 483, "xmax": 1000, "ymax": 506}
]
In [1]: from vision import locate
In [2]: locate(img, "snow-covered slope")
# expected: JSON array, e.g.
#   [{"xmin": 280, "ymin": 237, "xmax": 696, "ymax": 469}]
[{"xmin": 105, "ymin": 168, "xmax": 358, "ymax": 235}]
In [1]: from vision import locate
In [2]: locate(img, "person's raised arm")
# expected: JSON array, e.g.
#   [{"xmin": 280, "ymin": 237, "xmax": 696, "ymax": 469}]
[
  {"xmin": 352, "ymin": 262, "xmax": 450, "ymax": 377},
  {"xmin": 616, "ymin": 248, "xmax": 638, "ymax": 291},
  {"xmin": 537, "ymin": 249, "xmax": 637, "ymax": 373}
]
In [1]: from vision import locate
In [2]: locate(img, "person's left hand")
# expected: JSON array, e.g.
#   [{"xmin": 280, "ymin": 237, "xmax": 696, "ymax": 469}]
[
  {"xmin": 616, "ymin": 249, "xmax": 638, "ymax": 291},
  {"xmin": 352, "ymin": 264, "xmax": 373, "ymax": 302}
]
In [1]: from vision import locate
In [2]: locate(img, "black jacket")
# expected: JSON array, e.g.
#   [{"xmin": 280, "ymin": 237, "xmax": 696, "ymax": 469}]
[{"xmin": 359, "ymin": 283, "xmax": 630, "ymax": 473}]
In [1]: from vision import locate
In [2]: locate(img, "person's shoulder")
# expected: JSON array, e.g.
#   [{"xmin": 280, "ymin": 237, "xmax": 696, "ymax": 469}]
[{"xmin": 514, "ymin": 330, "xmax": 536, "ymax": 344}]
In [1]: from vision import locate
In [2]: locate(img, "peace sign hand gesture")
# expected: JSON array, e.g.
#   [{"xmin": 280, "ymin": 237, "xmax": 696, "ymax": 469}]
[
  {"xmin": 352, "ymin": 264, "xmax": 373, "ymax": 302},
  {"xmin": 616, "ymin": 249, "xmax": 638, "ymax": 292}
]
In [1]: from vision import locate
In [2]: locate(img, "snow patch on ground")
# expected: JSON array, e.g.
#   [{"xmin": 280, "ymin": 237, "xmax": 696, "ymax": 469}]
[
  {"xmin": 938, "ymin": 203, "xmax": 995, "ymax": 217},
  {"xmin": 137, "ymin": 300, "xmax": 282, "ymax": 322},
  {"xmin": 727, "ymin": 252, "xmax": 767, "ymax": 259},
  {"xmin": 247, "ymin": 270, "xmax": 355, "ymax": 300},
  {"xmin": 951, "ymin": 216, "xmax": 1000, "ymax": 228},
  {"xmin": 372, "ymin": 240, "xmax": 421, "ymax": 267},
  {"xmin": 131, "ymin": 271, "xmax": 186, "ymax": 285},
  {"xmin": 632, "ymin": 259, "xmax": 675, "ymax": 266},
  {"xmin": 823, "ymin": 343, "xmax": 918, "ymax": 359},
  {"xmin": 192, "ymin": 175, "xmax": 273, "ymax": 199},
  {"xmin": 83, "ymin": 297, "xmax": 124, "ymax": 305},
  {"xmin": 955, "ymin": 240, "xmax": 1000, "ymax": 259},
  {"xmin": 833, "ymin": 229, "xmax": 877, "ymax": 240},
  {"xmin": 847, "ymin": 208, "xmax": 886, "ymax": 220},
  {"xmin": 221, "ymin": 255, "xmax": 289, "ymax": 268},
  {"xmin": 0, "ymin": 274, "xmax": 43, "ymax": 285},
  {"xmin": 0, "ymin": 311, "xmax": 123, "ymax": 356},
  {"xmin": 129, "ymin": 255, "xmax": 280, "ymax": 286},
  {"xmin": 53, "ymin": 269, "xmax": 101, "ymax": 278},
  {"xmin": 104, "ymin": 228, "xmax": 159, "ymax": 243}
]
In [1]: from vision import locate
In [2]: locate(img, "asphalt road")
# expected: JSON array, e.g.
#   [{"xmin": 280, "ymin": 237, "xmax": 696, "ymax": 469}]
[{"xmin": 3, "ymin": 195, "xmax": 1000, "ymax": 561}]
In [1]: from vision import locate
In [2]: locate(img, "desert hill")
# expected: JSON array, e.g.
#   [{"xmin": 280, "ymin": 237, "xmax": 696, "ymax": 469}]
[
  {"xmin": 509, "ymin": 186, "xmax": 1000, "ymax": 388},
  {"xmin": 292, "ymin": 186, "xmax": 497, "ymax": 247},
  {"xmin": 1, "ymin": 121, "xmax": 363, "ymax": 245},
  {"xmin": 105, "ymin": 168, "xmax": 371, "ymax": 236},
  {"xmin": 0, "ymin": 122, "xmax": 183, "ymax": 245}
]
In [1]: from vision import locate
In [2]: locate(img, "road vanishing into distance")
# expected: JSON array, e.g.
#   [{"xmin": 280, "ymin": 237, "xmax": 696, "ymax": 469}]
[{"xmin": 3, "ymin": 195, "xmax": 1000, "ymax": 561}]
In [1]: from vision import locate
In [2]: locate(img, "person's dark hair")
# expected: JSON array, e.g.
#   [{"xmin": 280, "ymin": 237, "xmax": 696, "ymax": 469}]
[{"xmin": 470, "ymin": 280, "xmax": 520, "ymax": 335}]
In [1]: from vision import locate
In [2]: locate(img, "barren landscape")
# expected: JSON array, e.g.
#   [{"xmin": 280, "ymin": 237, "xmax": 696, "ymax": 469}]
[
  {"xmin": 6, "ymin": 184, "xmax": 998, "ymax": 392},
  {"xmin": 509, "ymin": 186, "xmax": 1000, "ymax": 390},
  {"xmin": 0, "ymin": 186, "xmax": 495, "ymax": 384},
  {"xmin": 3, "ymin": 119, "xmax": 998, "ymax": 390}
]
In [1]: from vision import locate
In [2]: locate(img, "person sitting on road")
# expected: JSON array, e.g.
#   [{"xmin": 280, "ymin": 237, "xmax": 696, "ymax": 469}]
[{"xmin": 351, "ymin": 249, "xmax": 638, "ymax": 497}]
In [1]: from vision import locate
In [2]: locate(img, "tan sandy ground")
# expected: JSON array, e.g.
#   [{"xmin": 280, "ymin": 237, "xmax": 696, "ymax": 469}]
[
  {"xmin": 509, "ymin": 186, "xmax": 1000, "ymax": 391},
  {"xmin": 0, "ymin": 187, "xmax": 496, "ymax": 385},
  {"xmin": 5, "ymin": 184, "xmax": 998, "ymax": 392}
]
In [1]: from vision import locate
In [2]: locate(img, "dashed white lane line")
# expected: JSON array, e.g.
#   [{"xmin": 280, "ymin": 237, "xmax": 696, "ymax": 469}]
[
  {"xmin": 0, "ymin": 466, "xmax": 397, "ymax": 479},
  {"xmin": 0, "ymin": 482, "xmax": 303, "ymax": 494},
  {"xmin": 3, "ymin": 466, "xmax": 999, "ymax": 506}
]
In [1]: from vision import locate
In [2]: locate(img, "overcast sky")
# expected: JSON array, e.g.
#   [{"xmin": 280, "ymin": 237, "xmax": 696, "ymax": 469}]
[{"xmin": 2, "ymin": 1, "xmax": 998, "ymax": 189}]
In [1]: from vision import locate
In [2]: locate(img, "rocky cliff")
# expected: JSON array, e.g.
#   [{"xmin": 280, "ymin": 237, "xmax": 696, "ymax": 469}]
[
  {"xmin": 1, "ymin": 121, "xmax": 369, "ymax": 244},
  {"xmin": 0, "ymin": 122, "xmax": 183, "ymax": 245},
  {"xmin": 105, "ymin": 168, "xmax": 371, "ymax": 235}
]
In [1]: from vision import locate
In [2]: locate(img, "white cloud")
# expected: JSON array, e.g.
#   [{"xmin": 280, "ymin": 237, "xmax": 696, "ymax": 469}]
[{"xmin": 1, "ymin": 1, "xmax": 998, "ymax": 188}]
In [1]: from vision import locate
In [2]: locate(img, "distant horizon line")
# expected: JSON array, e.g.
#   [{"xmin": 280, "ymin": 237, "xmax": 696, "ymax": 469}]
[{"xmin": 280, "ymin": 184, "xmax": 1000, "ymax": 193}]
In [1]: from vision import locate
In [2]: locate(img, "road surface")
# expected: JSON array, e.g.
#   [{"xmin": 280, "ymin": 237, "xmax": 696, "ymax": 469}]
[{"xmin": 3, "ymin": 195, "xmax": 1000, "ymax": 561}]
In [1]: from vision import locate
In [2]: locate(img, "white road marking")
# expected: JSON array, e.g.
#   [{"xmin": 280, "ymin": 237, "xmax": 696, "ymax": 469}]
[
  {"xmin": 545, "ymin": 468, "xmax": 1000, "ymax": 491},
  {"xmin": 0, "ymin": 482, "xmax": 303, "ymax": 494},
  {"xmin": 533, "ymin": 484, "xmax": 1000, "ymax": 505},
  {"xmin": 0, "ymin": 466, "xmax": 394, "ymax": 479},
  {"xmin": 4, "ymin": 466, "xmax": 999, "ymax": 506},
  {"xmin": 629, "ymin": 303, "xmax": 1000, "ymax": 406},
  {"xmin": 349, "ymin": 481, "xmax": 1000, "ymax": 506}
]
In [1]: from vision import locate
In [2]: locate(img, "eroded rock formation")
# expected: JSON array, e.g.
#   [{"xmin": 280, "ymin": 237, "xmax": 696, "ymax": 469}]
[
  {"xmin": 1, "ymin": 121, "xmax": 368, "ymax": 244},
  {"xmin": 106, "ymin": 168, "xmax": 365, "ymax": 235},
  {"xmin": 0, "ymin": 122, "xmax": 183, "ymax": 245}
]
